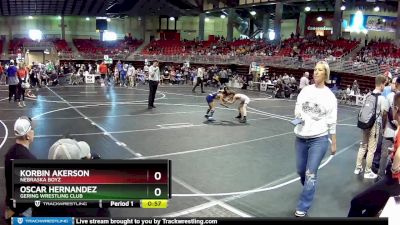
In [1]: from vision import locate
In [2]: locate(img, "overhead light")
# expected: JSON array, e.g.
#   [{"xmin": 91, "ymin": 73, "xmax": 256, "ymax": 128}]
[
  {"xmin": 28, "ymin": 16, "xmax": 33, "ymax": 19},
  {"xmin": 205, "ymin": 11, "xmax": 210, "ymax": 14},
  {"xmin": 383, "ymin": 19, "xmax": 386, "ymax": 22},
  {"xmin": 29, "ymin": 29, "xmax": 42, "ymax": 41},
  {"xmin": 250, "ymin": 11, "xmax": 256, "ymax": 16},
  {"xmin": 340, "ymin": 6, "xmax": 346, "ymax": 11},
  {"xmin": 374, "ymin": 6, "xmax": 380, "ymax": 12},
  {"xmin": 205, "ymin": 17, "xmax": 210, "ymax": 22},
  {"xmin": 268, "ymin": 29, "xmax": 275, "ymax": 41},
  {"xmin": 169, "ymin": 17, "xmax": 175, "ymax": 21},
  {"xmin": 57, "ymin": 15, "xmax": 62, "ymax": 19},
  {"xmin": 107, "ymin": 18, "xmax": 111, "ymax": 22},
  {"xmin": 103, "ymin": 31, "xmax": 117, "ymax": 41},
  {"xmin": 220, "ymin": 14, "xmax": 226, "ymax": 19},
  {"xmin": 305, "ymin": 7, "xmax": 311, "ymax": 12},
  {"xmin": 317, "ymin": 16, "xmax": 323, "ymax": 21},
  {"xmin": 86, "ymin": 17, "xmax": 90, "ymax": 21},
  {"xmin": 44, "ymin": 49, "xmax": 50, "ymax": 54}
]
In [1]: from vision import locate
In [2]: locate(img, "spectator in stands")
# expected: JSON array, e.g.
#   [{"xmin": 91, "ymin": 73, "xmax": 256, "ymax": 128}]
[
  {"xmin": 352, "ymin": 80, "xmax": 360, "ymax": 95},
  {"xmin": 299, "ymin": 72, "xmax": 310, "ymax": 90},
  {"xmin": 293, "ymin": 61, "xmax": 337, "ymax": 217},
  {"xmin": 148, "ymin": 60, "xmax": 160, "ymax": 109},
  {"xmin": 348, "ymin": 92, "xmax": 400, "ymax": 217},
  {"xmin": 274, "ymin": 79, "xmax": 284, "ymax": 98},
  {"xmin": 282, "ymin": 73, "xmax": 290, "ymax": 85},
  {"xmin": 7, "ymin": 61, "xmax": 19, "ymax": 104},
  {"xmin": 290, "ymin": 74, "xmax": 296, "ymax": 84},
  {"xmin": 346, "ymin": 85, "xmax": 351, "ymax": 95},
  {"xmin": 5, "ymin": 117, "xmax": 36, "ymax": 222},
  {"xmin": 354, "ymin": 75, "xmax": 388, "ymax": 179}
]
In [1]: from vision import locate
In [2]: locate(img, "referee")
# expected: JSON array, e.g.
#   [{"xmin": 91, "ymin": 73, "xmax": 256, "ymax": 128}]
[
  {"xmin": 148, "ymin": 60, "xmax": 160, "ymax": 109},
  {"xmin": 192, "ymin": 66, "xmax": 205, "ymax": 93}
]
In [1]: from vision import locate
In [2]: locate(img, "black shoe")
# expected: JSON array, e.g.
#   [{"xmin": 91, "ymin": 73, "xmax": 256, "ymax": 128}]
[
  {"xmin": 148, "ymin": 106, "xmax": 153, "ymax": 109},
  {"xmin": 235, "ymin": 115, "xmax": 242, "ymax": 119},
  {"xmin": 371, "ymin": 166, "xmax": 379, "ymax": 174},
  {"xmin": 192, "ymin": 90, "xmax": 195, "ymax": 93},
  {"xmin": 201, "ymin": 91, "xmax": 205, "ymax": 93},
  {"xmin": 239, "ymin": 118, "xmax": 247, "ymax": 123},
  {"xmin": 204, "ymin": 115, "xmax": 209, "ymax": 118},
  {"xmin": 152, "ymin": 105, "xmax": 156, "ymax": 108}
]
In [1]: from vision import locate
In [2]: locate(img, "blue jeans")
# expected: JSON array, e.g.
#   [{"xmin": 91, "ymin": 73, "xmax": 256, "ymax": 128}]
[{"xmin": 295, "ymin": 135, "xmax": 329, "ymax": 212}]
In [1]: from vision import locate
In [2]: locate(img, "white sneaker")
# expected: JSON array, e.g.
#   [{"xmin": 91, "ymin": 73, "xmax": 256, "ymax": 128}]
[
  {"xmin": 364, "ymin": 171, "xmax": 378, "ymax": 179},
  {"xmin": 22, "ymin": 101, "xmax": 26, "ymax": 107},
  {"xmin": 354, "ymin": 167, "xmax": 363, "ymax": 175},
  {"xmin": 295, "ymin": 211, "xmax": 306, "ymax": 217}
]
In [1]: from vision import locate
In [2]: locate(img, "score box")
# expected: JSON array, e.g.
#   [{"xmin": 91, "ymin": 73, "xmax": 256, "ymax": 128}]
[{"xmin": 11, "ymin": 159, "xmax": 171, "ymax": 208}]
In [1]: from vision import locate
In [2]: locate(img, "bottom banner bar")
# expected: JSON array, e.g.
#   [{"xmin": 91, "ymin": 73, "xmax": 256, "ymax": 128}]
[{"xmin": 11, "ymin": 217, "xmax": 389, "ymax": 225}]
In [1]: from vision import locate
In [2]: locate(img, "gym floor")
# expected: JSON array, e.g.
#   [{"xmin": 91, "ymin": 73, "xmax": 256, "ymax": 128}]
[{"xmin": 0, "ymin": 84, "xmax": 376, "ymax": 218}]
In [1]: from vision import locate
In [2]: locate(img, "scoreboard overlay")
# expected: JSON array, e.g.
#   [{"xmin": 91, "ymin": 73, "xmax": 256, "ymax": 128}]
[{"xmin": 11, "ymin": 159, "xmax": 171, "ymax": 209}]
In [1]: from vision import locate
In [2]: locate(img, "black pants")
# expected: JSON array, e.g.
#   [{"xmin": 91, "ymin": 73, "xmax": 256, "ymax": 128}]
[
  {"xmin": 220, "ymin": 78, "xmax": 228, "ymax": 86},
  {"xmin": 148, "ymin": 80, "xmax": 159, "ymax": 107},
  {"xmin": 192, "ymin": 77, "xmax": 204, "ymax": 92},
  {"xmin": 372, "ymin": 132, "xmax": 384, "ymax": 173},
  {"xmin": 8, "ymin": 85, "xmax": 17, "ymax": 102},
  {"xmin": 30, "ymin": 74, "xmax": 40, "ymax": 88},
  {"xmin": 16, "ymin": 84, "xmax": 25, "ymax": 101},
  {"xmin": 348, "ymin": 171, "xmax": 400, "ymax": 217}
]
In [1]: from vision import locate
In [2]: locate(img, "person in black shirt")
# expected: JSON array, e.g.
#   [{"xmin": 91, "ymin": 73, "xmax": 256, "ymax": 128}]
[{"xmin": 4, "ymin": 116, "xmax": 36, "ymax": 222}]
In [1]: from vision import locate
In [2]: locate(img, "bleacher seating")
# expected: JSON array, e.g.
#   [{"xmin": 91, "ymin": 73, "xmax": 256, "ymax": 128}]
[
  {"xmin": 355, "ymin": 41, "xmax": 400, "ymax": 67},
  {"xmin": 8, "ymin": 38, "xmax": 72, "ymax": 56},
  {"xmin": 73, "ymin": 38, "xmax": 143, "ymax": 58},
  {"xmin": 53, "ymin": 39, "xmax": 72, "ymax": 53},
  {"xmin": 142, "ymin": 38, "xmax": 276, "ymax": 56},
  {"xmin": 9, "ymin": 38, "xmax": 28, "ymax": 54},
  {"xmin": 277, "ymin": 37, "xmax": 359, "ymax": 60}
]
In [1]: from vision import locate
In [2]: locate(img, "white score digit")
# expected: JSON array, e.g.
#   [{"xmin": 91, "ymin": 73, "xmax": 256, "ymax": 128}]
[
  {"xmin": 154, "ymin": 172, "xmax": 162, "ymax": 180},
  {"xmin": 154, "ymin": 188, "xmax": 161, "ymax": 196}
]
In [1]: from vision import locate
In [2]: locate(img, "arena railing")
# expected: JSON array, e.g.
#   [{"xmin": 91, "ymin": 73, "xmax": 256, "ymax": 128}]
[
  {"xmin": 58, "ymin": 52, "xmax": 384, "ymax": 76},
  {"xmin": 23, "ymin": 41, "xmax": 54, "ymax": 49}
]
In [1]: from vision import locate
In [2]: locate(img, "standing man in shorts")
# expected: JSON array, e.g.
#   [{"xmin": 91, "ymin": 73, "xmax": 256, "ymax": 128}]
[{"xmin": 99, "ymin": 61, "xmax": 108, "ymax": 86}]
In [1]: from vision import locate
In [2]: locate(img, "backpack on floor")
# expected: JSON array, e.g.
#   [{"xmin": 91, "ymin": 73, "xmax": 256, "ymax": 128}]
[{"xmin": 357, "ymin": 93, "xmax": 380, "ymax": 129}]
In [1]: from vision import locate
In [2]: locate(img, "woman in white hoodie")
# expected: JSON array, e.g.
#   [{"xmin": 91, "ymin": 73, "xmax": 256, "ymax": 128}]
[{"xmin": 293, "ymin": 61, "xmax": 337, "ymax": 217}]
